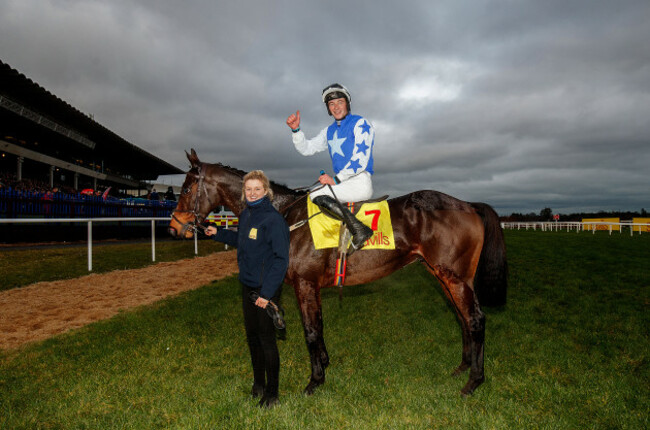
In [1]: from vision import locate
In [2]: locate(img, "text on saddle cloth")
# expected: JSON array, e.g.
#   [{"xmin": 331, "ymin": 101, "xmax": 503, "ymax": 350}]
[{"xmin": 306, "ymin": 199, "xmax": 395, "ymax": 250}]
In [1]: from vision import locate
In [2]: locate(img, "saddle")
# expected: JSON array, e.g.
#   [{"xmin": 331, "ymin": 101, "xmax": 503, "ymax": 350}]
[
  {"xmin": 360, "ymin": 195, "xmax": 390, "ymax": 204},
  {"xmin": 289, "ymin": 195, "xmax": 389, "ymax": 232},
  {"xmin": 326, "ymin": 195, "xmax": 389, "ymax": 218},
  {"xmin": 330, "ymin": 195, "xmax": 389, "ymax": 288},
  {"xmin": 292, "ymin": 194, "xmax": 393, "ymax": 293}
]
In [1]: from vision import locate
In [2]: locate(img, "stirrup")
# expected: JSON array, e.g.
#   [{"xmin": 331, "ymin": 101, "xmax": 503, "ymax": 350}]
[
  {"xmin": 351, "ymin": 224, "xmax": 373, "ymax": 249},
  {"xmin": 350, "ymin": 237, "xmax": 366, "ymax": 251},
  {"xmin": 348, "ymin": 230, "xmax": 372, "ymax": 254}
]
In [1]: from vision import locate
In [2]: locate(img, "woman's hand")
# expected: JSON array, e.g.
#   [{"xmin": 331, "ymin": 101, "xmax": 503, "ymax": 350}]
[{"xmin": 255, "ymin": 297, "xmax": 269, "ymax": 309}]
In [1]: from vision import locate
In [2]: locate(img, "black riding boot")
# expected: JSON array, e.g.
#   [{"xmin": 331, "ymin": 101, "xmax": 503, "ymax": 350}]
[{"xmin": 312, "ymin": 195, "xmax": 374, "ymax": 250}]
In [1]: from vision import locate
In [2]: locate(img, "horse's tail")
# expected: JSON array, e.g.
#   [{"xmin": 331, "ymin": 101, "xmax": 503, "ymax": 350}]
[{"xmin": 471, "ymin": 202, "xmax": 508, "ymax": 307}]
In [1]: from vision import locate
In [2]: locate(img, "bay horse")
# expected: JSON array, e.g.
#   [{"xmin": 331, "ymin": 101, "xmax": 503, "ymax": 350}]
[{"xmin": 169, "ymin": 149, "xmax": 507, "ymax": 396}]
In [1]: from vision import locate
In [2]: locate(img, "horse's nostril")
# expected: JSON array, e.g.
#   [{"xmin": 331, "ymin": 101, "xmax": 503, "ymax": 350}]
[{"xmin": 168, "ymin": 227, "xmax": 177, "ymax": 237}]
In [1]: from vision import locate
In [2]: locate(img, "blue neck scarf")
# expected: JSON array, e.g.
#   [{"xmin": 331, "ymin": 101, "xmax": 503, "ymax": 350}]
[{"xmin": 246, "ymin": 196, "xmax": 267, "ymax": 207}]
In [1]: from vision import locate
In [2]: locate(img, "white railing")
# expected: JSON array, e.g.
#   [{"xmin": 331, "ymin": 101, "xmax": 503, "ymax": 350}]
[
  {"xmin": 0, "ymin": 217, "xmax": 199, "ymax": 271},
  {"xmin": 500, "ymin": 221, "xmax": 650, "ymax": 236}
]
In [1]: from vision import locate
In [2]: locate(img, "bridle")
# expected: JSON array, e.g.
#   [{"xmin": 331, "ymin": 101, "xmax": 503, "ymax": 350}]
[
  {"xmin": 172, "ymin": 167, "xmax": 326, "ymax": 236},
  {"xmin": 171, "ymin": 163, "xmax": 216, "ymax": 237}
]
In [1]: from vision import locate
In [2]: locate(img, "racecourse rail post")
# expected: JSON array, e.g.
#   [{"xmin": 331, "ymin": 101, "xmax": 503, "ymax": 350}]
[
  {"xmin": 224, "ymin": 219, "xmax": 229, "ymax": 250},
  {"xmin": 88, "ymin": 220, "xmax": 92, "ymax": 271},
  {"xmin": 0, "ymin": 217, "xmax": 172, "ymax": 272},
  {"xmin": 151, "ymin": 220, "xmax": 156, "ymax": 262}
]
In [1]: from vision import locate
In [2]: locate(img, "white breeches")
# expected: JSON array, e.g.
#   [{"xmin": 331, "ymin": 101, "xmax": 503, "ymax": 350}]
[{"xmin": 309, "ymin": 171, "xmax": 373, "ymax": 203}]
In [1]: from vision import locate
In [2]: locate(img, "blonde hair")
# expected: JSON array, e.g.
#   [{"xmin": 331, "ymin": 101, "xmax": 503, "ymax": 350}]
[{"xmin": 241, "ymin": 170, "xmax": 273, "ymax": 203}]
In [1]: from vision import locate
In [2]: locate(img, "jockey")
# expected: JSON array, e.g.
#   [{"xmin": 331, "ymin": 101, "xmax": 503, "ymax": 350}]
[{"xmin": 286, "ymin": 83, "xmax": 374, "ymax": 250}]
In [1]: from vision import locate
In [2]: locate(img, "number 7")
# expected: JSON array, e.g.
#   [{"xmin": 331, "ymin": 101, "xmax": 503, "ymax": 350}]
[{"xmin": 365, "ymin": 209, "xmax": 381, "ymax": 231}]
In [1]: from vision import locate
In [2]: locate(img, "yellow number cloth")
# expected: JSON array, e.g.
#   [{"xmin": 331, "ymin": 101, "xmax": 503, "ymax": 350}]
[{"xmin": 306, "ymin": 199, "xmax": 395, "ymax": 250}]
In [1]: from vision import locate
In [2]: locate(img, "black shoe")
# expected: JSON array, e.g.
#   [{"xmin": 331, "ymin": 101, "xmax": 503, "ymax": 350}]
[
  {"xmin": 252, "ymin": 383, "xmax": 265, "ymax": 398},
  {"xmin": 258, "ymin": 395, "xmax": 279, "ymax": 409}
]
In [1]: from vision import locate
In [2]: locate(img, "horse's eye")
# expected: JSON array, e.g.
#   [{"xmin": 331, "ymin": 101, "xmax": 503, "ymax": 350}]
[{"xmin": 182, "ymin": 187, "xmax": 191, "ymax": 195}]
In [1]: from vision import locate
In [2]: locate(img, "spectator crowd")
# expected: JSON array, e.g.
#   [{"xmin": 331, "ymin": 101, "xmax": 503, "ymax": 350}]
[{"xmin": 0, "ymin": 171, "xmax": 176, "ymax": 202}]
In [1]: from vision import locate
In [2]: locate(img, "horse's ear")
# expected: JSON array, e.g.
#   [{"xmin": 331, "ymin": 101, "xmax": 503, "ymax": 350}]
[{"xmin": 186, "ymin": 149, "xmax": 200, "ymax": 168}]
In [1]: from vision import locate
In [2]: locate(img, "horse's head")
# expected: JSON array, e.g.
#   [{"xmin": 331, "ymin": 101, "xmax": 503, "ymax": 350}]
[
  {"xmin": 168, "ymin": 149, "xmax": 222, "ymax": 239},
  {"xmin": 169, "ymin": 149, "xmax": 301, "ymax": 238}
]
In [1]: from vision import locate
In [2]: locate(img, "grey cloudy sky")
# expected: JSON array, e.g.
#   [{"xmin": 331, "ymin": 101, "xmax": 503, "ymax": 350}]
[{"xmin": 1, "ymin": 0, "xmax": 648, "ymax": 215}]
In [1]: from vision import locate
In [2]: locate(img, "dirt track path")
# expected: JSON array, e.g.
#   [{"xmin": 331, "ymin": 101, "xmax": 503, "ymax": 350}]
[{"xmin": 0, "ymin": 251, "xmax": 238, "ymax": 350}]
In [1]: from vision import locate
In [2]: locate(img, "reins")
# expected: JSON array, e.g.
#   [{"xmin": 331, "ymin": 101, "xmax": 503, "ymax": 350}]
[
  {"xmin": 174, "ymin": 169, "xmax": 329, "ymax": 234},
  {"xmin": 280, "ymin": 181, "xmax": 325, "ymax": 232},
  {"xmin": 281, "ymin": 175, "xmax": 344, "ymax": 232}
]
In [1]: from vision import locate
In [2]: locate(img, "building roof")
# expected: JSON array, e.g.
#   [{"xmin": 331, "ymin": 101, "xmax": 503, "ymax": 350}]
[{"xmin": 0, "ymin": 59, "xmax": 183, "ymax": 184}]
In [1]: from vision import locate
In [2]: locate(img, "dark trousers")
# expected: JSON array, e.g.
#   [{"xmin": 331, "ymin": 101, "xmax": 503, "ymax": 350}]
[{"xmin": 242, "ymin": 284, "xmax": 280, "ymax": 397}]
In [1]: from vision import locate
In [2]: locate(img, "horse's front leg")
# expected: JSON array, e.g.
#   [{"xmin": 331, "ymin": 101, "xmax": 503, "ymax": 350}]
[{"xmin": 294, "ymin": 279, "xmax": 329, "ymax": 395}]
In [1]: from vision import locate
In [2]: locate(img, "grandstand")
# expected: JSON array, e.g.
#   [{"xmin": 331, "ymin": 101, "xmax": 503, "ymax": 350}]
[
  {"xmin": 0, "ymin": 59, "xmax": 182, "ymax": 195},
  {"xmin": 0, "ymin": 60, "xmax": 184, "ymax": 242}
]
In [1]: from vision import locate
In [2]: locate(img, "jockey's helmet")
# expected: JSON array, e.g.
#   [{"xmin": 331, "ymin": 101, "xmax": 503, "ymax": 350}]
[{"xmin": 322, "ymin": 83, "xmax": 351, "ymax": 115}]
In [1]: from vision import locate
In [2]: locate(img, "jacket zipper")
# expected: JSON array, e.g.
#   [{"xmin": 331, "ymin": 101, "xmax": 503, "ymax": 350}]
[{"xmin": 259, "ymin": 258, "xmax": 265, "ymax": 287}]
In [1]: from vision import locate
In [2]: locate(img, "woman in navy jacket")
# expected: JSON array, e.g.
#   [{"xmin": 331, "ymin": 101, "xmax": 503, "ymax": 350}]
[{"xmin": 205, "ymin": 170, "xmax": 290, "ymax": 409}]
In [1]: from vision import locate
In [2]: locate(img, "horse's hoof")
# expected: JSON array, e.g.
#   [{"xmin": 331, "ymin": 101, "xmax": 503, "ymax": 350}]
[
  {"xmin": 460, "ymin": 376, "xmax": 484, "ymax": 396},
  {"xmin": 460, "ymin": 386, "xmax": 474, "ymax": 397},
  {"xmin": 258, "ymin": 395, "xmax": 279, "ymax": 409},
  {"xmin": 452, "ymin": 363, "xmax": 470, "ymax": 376},
  {"xmin": 303, "ymin": 378, "xmax": 324, "ymax": 396}
]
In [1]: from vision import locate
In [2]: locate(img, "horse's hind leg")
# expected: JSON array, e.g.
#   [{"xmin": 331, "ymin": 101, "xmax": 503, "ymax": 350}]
[
  {"xmin": 453, "ymin": 320, "xmax": 472, "ymax": 376},
  {"xmin": 294, "ymin": 279, "xmax": 330, "ymax": 395},
  {"xmin": 428, "ymin": 265, "xmax": 486, "ymax": 395},
  {"xmin": 463, "ymin": 291, "xmax": 486, "ymax": 396}
]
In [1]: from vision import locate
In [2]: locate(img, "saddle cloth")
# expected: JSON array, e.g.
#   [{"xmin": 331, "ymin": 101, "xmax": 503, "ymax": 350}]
[{"xmin": 306, "ymin": 199, "xmax": 395, "ymax": 250}]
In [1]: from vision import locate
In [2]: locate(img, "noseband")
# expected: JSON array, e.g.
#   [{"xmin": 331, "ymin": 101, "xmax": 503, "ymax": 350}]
[{"xmin": 171, "ymin": 163, "xmax": 215, "ymax": 237}]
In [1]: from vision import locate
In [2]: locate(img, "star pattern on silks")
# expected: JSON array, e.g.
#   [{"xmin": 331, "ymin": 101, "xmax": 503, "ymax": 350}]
[
  {"xmin": 348, "ymin": 158, "xmax": 362, "ymax": 173},
  {"xmin": 359, "ymin": 120, "xmax": 372, "ymax": 135},
  {"xmin": 355, "ymin": 141, "xmax": 369, "ymax": 155},
  {"xmin": 328, "ymin": 130, "xmax": 346, "ymax": 158}
]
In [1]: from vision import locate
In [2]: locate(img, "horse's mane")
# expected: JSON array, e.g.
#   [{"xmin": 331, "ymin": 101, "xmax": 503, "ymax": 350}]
[{"xmin": 212, "ymin": 162, "xmax": 305, "ymax": 197}]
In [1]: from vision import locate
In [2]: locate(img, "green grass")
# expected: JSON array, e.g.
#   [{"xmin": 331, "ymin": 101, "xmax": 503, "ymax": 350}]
[
  {"xmin": 0, "ymin": 239, "xmax": 227, "ymax": 291},
  {"xmin": 1, "ymin": 230, "xmax": 648, "ymax": 429}
]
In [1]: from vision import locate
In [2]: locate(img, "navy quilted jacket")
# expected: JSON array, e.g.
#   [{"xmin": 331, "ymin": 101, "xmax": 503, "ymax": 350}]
[{"xmin": 213, "ymin": 196, "xmax": 289, "ymax": 299}]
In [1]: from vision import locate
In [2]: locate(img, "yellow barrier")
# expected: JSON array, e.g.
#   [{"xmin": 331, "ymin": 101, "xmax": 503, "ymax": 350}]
[
  {"xmin": 206, "ymin": 215, "xmax": 238, "ymax": 227},
  {"xmin": 632, "ymin": 218, "xmax": 650, "ymax": 232},
  {"xmin": 582, "ymin": 218, "xmax": 620, "ymax": 231}
]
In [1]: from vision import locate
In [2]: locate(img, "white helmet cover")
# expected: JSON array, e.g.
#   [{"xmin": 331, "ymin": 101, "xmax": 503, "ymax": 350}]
[{"xmin": 322, "ymin": 83, "xmax": 351, "ymax": 104}]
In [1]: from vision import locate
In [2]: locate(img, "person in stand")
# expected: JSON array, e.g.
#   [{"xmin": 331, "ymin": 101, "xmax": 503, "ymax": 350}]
[
  {"xmin": 286, "ymin": 83, "xmax": 374, "ymax": 251},
  {"xmin": 148, "ymin": 188, "xmax": 159, "ymax": 201},
  {"xmin": 164, "ymin": 186, "xmax": 176, "ymax": 201},
  {"xmin": 205, "ymin": 170, "xmax": 290, "ymax": 409}
]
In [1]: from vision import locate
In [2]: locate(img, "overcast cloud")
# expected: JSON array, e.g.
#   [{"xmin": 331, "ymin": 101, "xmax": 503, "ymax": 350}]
[{"xmin": 1, "ymin": 0, "xmax": 648, "ymax": 215}]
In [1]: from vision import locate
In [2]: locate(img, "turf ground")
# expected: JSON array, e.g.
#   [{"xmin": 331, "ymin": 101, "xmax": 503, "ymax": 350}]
[{"xmin": 0, "ymin": 230, "xmax": 648, "ymax": 429}]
